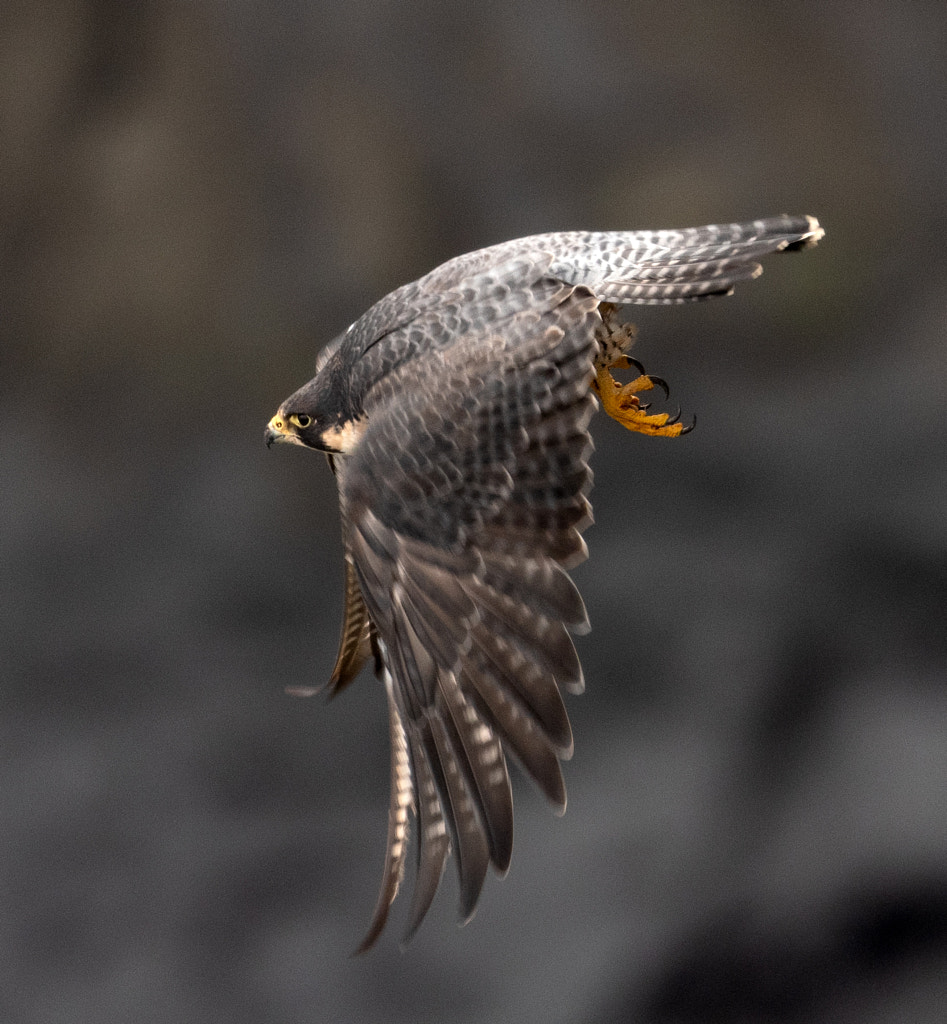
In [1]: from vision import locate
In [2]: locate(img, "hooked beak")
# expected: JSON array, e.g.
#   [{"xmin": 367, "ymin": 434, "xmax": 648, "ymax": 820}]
[{"xmin": 265, "ymin": 413, "xmax": 293, "ymax": 448}]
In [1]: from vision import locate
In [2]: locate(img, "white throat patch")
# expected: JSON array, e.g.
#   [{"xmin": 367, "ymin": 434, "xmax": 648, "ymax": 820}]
[{"xmin": 321, "ymin": 418, "xmax": 368, "ymax": 454}]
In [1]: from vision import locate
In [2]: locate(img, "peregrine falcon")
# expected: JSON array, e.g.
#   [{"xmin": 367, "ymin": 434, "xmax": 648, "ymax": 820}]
[{"xmin": 265, "ymin": 214, "xmax": 824, "ymax": 950}]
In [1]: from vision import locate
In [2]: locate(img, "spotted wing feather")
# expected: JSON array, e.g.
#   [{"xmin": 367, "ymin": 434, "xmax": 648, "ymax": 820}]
[{"xmin": 540, "ymin": 214, "xmax": 824, "ymax": 304}]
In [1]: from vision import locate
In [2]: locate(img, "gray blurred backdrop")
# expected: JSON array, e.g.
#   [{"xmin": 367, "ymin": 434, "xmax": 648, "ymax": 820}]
[{"xmin": 4, "ymin": 2, "xmax": 946, "ymax": 1022}]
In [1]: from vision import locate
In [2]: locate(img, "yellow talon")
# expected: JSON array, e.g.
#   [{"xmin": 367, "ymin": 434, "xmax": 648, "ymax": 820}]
[{"xmin": 593, "ymin": 364, "xmax": 688, "ymax": 438}]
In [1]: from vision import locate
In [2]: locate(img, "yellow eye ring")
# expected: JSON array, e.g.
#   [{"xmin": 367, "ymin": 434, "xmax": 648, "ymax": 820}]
[{"xmin": 289, "ymin": 414, "xmax": 312, "ymax": 429}]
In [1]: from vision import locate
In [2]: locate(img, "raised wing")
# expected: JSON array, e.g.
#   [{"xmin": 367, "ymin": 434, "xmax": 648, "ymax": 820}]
[
  {"xmin": 340, "ymin": 215, "xmax": 823, "ymax": 396},
  {"xmin": 541, "ymin": 213, "xmax": 824, "ymax": 304},
  {"xmin": 340, "ymin": 281, "xmax": 599, "ymax": 948}
]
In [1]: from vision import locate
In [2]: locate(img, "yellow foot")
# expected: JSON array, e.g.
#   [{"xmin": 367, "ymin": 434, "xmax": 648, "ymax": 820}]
[{"xmin": 592, "ymin": 363, "xmax": 694, "ymax": 438}]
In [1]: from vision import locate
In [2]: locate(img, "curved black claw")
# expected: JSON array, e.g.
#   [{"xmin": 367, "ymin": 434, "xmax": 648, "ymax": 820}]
[
  {"xmin": 680, "ymin": 414, "xmax": 697, "ymax": 435},
  {"xmin": 665, "ymin": 406, "xmax": 682, "ymax": 427},
  {"xmin": 648, "ymin": 375, "xmax": 670, "ymax": 399},
  {"xmin": 627, "ymin": 357, "xmax": 646, "ymax": 375}
]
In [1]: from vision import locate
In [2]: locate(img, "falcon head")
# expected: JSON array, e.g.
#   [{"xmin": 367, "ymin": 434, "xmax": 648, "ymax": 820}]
[{"xmin": 265, "ymin": 378, "xmax": 366, "ymax": 455}]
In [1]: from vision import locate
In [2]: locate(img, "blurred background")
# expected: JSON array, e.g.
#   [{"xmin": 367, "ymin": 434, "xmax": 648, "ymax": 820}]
[{"xmin": 3, "ymin": 1, "xmax": 946, "ymax": 1021}]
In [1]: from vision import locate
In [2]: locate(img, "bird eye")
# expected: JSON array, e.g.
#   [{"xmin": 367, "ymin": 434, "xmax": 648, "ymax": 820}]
[{"xmin": 289, "ymin": 414, "xmax": 312, "ymax": 429}]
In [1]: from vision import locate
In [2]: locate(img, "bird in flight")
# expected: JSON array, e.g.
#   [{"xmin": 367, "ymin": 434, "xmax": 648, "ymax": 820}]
[{"xmin": 265, "ymin": 214, "xmax": 824, "ymax": 950}]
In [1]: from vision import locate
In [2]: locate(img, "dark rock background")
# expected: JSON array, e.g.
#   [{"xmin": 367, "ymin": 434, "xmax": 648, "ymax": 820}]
[{"xmin": 3, "ymin": 2, "xmax": 945, "ymax": 1021}]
